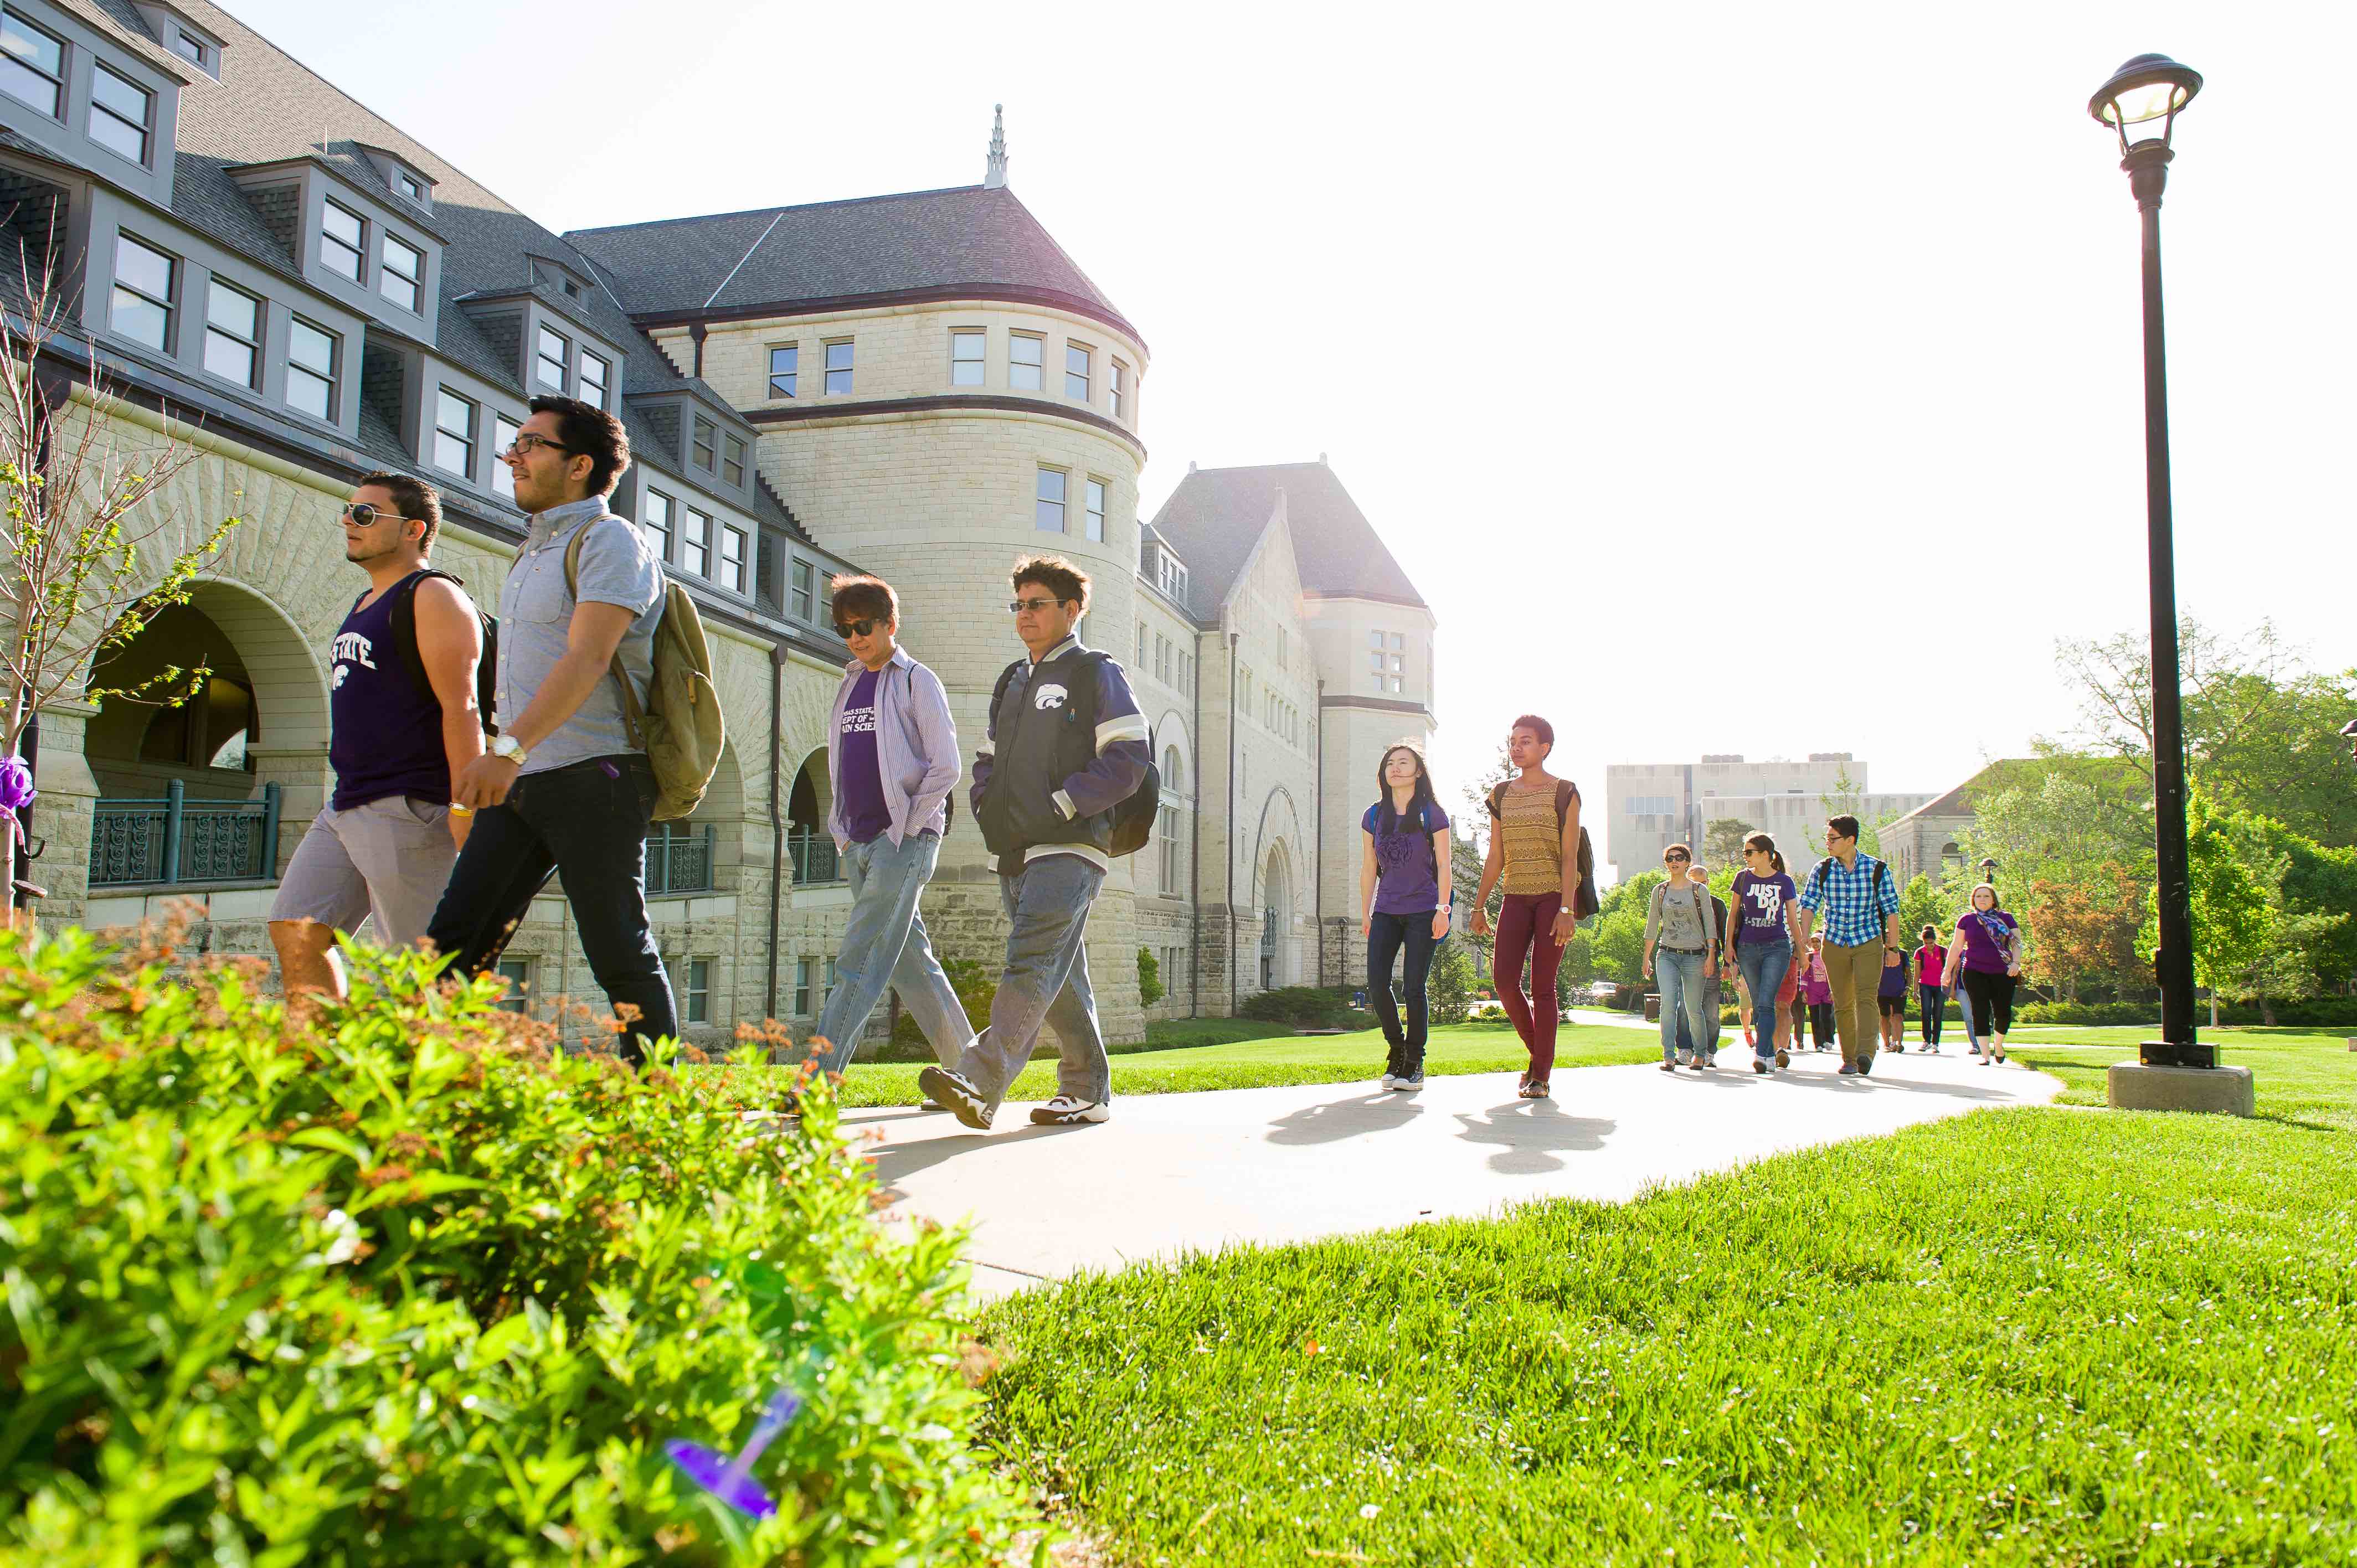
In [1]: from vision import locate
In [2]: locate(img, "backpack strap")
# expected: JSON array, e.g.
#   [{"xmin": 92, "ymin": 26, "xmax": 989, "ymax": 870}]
[
  {"xmin": 385, "ymin": 568, "xmax": 456, "ymax": 700},
  {"xmin": 1486, "ymin": 781, "xmax": 1507, "ymax": 818},
  {"xmin": 564, "ymin": 522, "xmax": 647, "ymax": 749},
  {"xmin": 1553, "ymin": 779, "xmax": 1576, "ymax": 829}
]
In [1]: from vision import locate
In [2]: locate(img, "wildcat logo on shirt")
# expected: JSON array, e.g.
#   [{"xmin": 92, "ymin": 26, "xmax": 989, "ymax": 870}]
[{"xmin": 1033, "ymin": 683, "xmax": 1068, "ymax": 710}]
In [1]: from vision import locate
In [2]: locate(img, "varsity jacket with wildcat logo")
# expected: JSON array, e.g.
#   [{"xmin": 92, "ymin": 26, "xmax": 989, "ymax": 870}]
[{"xmin": 971, "ymin": 633, "xmax": 1151, "ymax": 873}]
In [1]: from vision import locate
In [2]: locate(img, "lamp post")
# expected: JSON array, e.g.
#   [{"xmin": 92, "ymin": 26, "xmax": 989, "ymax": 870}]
[
  {"xmin": 2089, "ymin": 53, "xmax": 2214, "ymax": 1071},
  {"xmin": 1979, "ymin": 857, "xmax": 1998, "ymax": 887}
]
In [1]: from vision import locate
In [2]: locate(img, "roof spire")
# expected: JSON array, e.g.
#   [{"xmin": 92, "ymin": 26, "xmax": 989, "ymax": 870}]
[{"xmin": 985, "ymin": 104, "xmax": 1008, "ymax": 189}]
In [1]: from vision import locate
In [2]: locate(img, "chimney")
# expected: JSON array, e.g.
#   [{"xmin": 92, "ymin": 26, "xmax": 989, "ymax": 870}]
[
  {"xmin": 1318, "ymin": 451, "xmax": 1328, "ymax": 466},
  {"xmin": 984, "ymin": 104, "xmax": 1008, "ymax": 189}
]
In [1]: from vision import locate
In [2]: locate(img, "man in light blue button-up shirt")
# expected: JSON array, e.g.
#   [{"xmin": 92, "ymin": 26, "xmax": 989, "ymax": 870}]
[{"xmin": 425, "ymin": 395, "xmax": 677, "ymax": 1063}]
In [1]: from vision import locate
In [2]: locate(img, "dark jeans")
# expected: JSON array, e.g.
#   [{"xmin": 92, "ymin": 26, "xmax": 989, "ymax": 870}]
[
  {"xmin": 1368, "ymin": 910, "xmax": 1441, "ymax": 1075},
  {"xmin": 1807, "ymin": 1002, "xmax": 1836, "ymax": 1050},
  {"xmin": 425, "ymin": 752, "xmax": 676, "ymax": 1065},
  {"xmin": 1919, "ymin": 983, "xmax": 1946, "ymax": 1044}
]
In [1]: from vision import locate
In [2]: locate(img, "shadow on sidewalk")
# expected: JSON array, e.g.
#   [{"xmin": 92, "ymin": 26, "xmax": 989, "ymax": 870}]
[
  {"xmin": 1452, "ymin": 1101, "xmax": 1615, "ymax": 1175},
  {"xmin": 863, "ymin": 1122, "xmax": 1084, "ymax": 1203},
  {"xmin": 1265, "ymin": 1090, "xmax": 1428, "ymax": 1146}
]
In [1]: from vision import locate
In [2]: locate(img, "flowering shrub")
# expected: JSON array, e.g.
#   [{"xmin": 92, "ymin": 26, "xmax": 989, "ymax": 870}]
[{"xmin": 0, "ymin": 924, "xmax": 1027, "ymax": 1564}]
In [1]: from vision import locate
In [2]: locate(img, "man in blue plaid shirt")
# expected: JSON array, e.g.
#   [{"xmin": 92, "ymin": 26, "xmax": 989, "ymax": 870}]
[{"xmin": 1794, "ymin": 814, "xmax": 1903, "ymax": 1076}]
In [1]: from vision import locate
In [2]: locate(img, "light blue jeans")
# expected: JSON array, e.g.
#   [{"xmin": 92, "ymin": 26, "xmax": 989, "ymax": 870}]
[
  {"xmin": 810, "ymin": 831, "xmax": 973, "ymax": 1076},
  {"xmin": 1735, "ymin": 941, "xmax": 1792, "ymax": 1065},
  {"xmin": 1655, "ymin": 947, "xmax": 1713, "ymax": 1064},
  {"xmin": 953, "ymin": 854, "xmax": 1110, "ymax": 1108}
]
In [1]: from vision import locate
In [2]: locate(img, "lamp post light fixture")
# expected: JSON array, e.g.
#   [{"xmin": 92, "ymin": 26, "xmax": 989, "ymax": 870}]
[
  {"xmin": 1979, "ymin": 857, "xmax": 1998, "ymax": 887},
  {"xmin": 2089, "ymin": 53, "xmax": 2214, "ymax": 1072}
]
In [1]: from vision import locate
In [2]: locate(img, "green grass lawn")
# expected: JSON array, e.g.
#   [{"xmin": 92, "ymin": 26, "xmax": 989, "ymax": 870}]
[
  {"xmin": 977, "ymin": 1038, "xmax": 2357, "ymax": 1565},
  {"xmin": 1127, "ymin": 1017, "xmax": 1298, "ymax": 1052},
  {"xmin": 698, "ymin": 1021, "xmax": 1664, "ymax": 1109}
]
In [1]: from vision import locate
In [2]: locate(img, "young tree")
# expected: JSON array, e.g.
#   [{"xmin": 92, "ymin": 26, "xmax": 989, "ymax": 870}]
[
  {"xmin": 2, "ymin": 252, "xmax": 241, "ymax": 913},
  {"xmin": 1704, "ymin": 816, "xmax": 1753, "ymax": 867}
]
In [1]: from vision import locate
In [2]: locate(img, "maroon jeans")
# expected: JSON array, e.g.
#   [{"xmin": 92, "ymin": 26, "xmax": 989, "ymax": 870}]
[{"xmin": 1494, "ymin": 890, "xmax": 1565, "ymax": 1079}]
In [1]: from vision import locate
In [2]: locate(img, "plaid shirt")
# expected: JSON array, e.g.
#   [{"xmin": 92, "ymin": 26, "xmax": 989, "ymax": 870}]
[{"xmin": 1798, "ymin": 852, "xmax": 1901, "ymax": 946}]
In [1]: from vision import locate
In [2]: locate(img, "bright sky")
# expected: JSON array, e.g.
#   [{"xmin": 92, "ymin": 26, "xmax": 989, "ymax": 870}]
[{"xmin": 231, "ymin": 0, "xmax": 2353, "ymax": 809}]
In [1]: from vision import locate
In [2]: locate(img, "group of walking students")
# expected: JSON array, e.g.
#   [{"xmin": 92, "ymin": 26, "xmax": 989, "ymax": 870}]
[{"xmin": 1360, "ymin": 718, "xmax": 2030, "ymax": 1096}]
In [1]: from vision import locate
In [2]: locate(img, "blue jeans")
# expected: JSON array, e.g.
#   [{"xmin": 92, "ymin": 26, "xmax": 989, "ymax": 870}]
[
  {"xmin": 953, "ymin": 854, "xmax": 1110, "ymax": 1108},
  {"xmin": 810, "ymin": 831, "xmax": 972, "ymax": 1076},
  {"xmin": 1655, "ymin": 948, "xmax": 1712, "ymax": 1064},
  {"xmin": 1736, "ymin": 941, "xmax": 1793, "ymax": 1064},
  {"xmin": 1919, "ymin": 983, "xmax": 1946, "ymax": 1045},
  {"xmin": 426, "ymin": 753, "xmax": 675, "ymax": 1065}
]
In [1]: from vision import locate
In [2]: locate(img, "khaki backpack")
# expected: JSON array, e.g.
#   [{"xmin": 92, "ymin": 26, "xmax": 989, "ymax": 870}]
[{"xmin": 565, "ymin": 523, "xmax": 725, "ymax": 821}]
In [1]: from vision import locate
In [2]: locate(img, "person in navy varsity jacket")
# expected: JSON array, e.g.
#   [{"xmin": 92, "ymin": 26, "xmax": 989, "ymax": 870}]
[{"xmin": 920, "ymin": 555, "xmax": 1150, "ymax": 1131}]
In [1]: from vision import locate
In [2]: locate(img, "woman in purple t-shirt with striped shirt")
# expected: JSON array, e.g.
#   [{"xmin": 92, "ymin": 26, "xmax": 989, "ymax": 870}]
[{"xmin": 1361, "ymin": 744, "xmax": 1452, "ymax": 1092}]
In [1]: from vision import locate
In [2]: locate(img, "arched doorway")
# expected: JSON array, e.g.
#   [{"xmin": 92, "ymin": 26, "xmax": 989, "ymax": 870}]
[
  {"xmin": 80, "ymin": 580, "xmax": 328, "ymax": 888},
  {"xmin": 1259, "ymin": 844, "xmax": 1294, "ymax": 991},
  {"xmin": 785, "ymin": 749, "xmax": 838, "ymax": 884}
]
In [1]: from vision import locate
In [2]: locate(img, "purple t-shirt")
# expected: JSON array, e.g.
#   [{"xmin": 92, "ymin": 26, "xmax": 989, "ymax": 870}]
[
  {"xmin": 1958, "ymin": 908, "xmax": 2020, "ymax": 974},
  {"xmin": 1879, "ymin": 957, "xmax": 1910, "ymax": 999},
  {"xmin": 1363, "ymin": 800, "xmax": 1449, "ymax": 916},
  {"xmin": 1731, "ymin": 870, "xmax": 1798, "ymax": 945},
  {"xmin": 837, "ymin": 666, "xmax": 892, "ymax": 844}
]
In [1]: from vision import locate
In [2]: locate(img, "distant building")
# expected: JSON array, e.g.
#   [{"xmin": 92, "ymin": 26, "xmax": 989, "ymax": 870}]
[
  {"xmin": 1603, "ymin": 754, "xmax": 1934, "ymax": 881},
  {"xmin": 1881, "ymin": 756, "xmax": 2150, "ymax": 891}
]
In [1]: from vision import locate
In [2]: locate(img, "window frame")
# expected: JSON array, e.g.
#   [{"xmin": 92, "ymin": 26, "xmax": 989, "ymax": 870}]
[
  {"xmin": 534, "ymin": 324, "xmax": 569, "ymax": 392},
  {"xmin": 822, "ymin": 339, "xmax": 853, "ymax": 395},
  {"xmin": 1084, "ymin": 477, "xmax": 1106, "ymax": 543},
  {"xmin": 320, "ymin": 200, "xmax": 366, "ymax": 285},
  {"xmin": 431, "ymin": 387, "xmax": 476, "ymax": 481},
  {"xmin": 1008, "ymin": 332, "xmax": 1044, "ymax": 391},
  {"xmin": 285, "ymin": 316, "xmax": 337, "ymax": 422},
  {"xmin": 691, "ymin": 415, "xmax": 717, "ymax": 472},
  {"xmin": 686, "ymin": 958, "xmax": 712, "ymax": 1025},
  {"xmin": 950, "ymin": 328, "xmax": 985, "ymax": 386},
  {"xmin": 491, "ymin": 412, "xmax": 521, "ymax": 499},
  {"xmin": 1035, "ymin": 466, "xmax": 1067, "ymax": 533},
  {"xmin": 1110, "ymin": 358, "xmax": 1129, "ymax": 419},
  {"xmin": 86, "ymin": 59, "xmax": 151, "ymax": 166},
  {"xmin": 579, "ymin": 348, "xmax": 610, "ymax": 410},
  {"xmin": 0, "ymin": 7, "xmax": 66, "ymax": 118},
  {"xmin": 718, "ymin": 523, "xmax": 747, "ymax": 593},
  {"xmin": 200, "ymin": 276, "xmax": 261, "ymax": 389},
  {"xmin": 107, "ymin": 231, "xmax": 176, "ymax": 352},
  {"xmin": 641, "ymin": 489, "xmax": 675, "ymax": 563},
  {"xmin": 721, "ymin": 432, "xmax": 745, "ymax": 487},
  {"xmin": 378, "ymin": 231, "xmax": 424, "ymax": 313},
  {"xmin": 767, "ymin": 343, "xmax": 798, "ymax": 399},
  {"xmin": 1065, "ymin": 342, "xmax": 1092, "ymax": 403},
  {"xmin": 681, "ymin": 506, "xmax": 712, "ymax": 579},
  {"xmin": 790, "ymin": 559, "xmax": 814, "ymax": 621}
]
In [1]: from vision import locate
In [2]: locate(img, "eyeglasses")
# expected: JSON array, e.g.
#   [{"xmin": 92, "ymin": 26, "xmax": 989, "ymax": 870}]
[
  {"xmin": 1008, "ymin": 597, "xmax": 1066, "ymax": 614},
  {"xmin": 497, "ymin": 433, "xmax": 573, "ymax": 460},
  {"xmin": 340, "ymin": 502, "xmax": 419, "ymax": 528},
  {"xmin": 835, "ymin": 617, "xmax": 882, "ymax": 639}
]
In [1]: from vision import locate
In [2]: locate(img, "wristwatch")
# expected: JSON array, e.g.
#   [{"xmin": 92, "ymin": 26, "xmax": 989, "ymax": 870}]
[{"xmin": 487, "ymin": 734, "xmax": 528, "ymax": 767}]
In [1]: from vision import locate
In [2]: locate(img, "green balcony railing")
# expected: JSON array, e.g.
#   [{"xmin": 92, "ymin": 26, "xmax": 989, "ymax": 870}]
[
  {"xmin": 645, "ymin": 822, "xmax": 717, "ymax": 896},
  {"xmin": 90, "ymin": 780, "xmax": 282, "ymax": 888}
]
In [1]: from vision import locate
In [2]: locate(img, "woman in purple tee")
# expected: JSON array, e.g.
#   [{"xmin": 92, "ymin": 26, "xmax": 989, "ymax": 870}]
[
  {"xmin": 1943, "ymin": 884, "xmax": 2025, "ymax": 1065},
  {"xmin": 1729, "ymin": 832, "xmax": 1804, "ymax": 1074},
  {"xmin": 1360, "ymin": 744, "xmax": 1452, "ymax": 1092}
]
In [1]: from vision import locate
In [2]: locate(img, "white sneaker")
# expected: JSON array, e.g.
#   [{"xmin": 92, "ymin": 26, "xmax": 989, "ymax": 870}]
[
  {"xmin": 1380, "ymin": 1071, "xmax": 1398, "ymax": 1090},
  {"xmin": 1028, "ymin": 1094, "xmax": 1110, "ymax": 1126}
]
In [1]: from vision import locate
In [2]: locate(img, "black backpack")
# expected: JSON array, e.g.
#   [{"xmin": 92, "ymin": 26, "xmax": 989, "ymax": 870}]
[
  {"xmin": 1486, "ymin": 778, "xmax": 1599, "ymax": 920},
  {"xmin": 385, "ymin": 569, "xmax": 500, "ymax": 734},
  {"xmin": 987, "ymin": 651, "xmax": 1158, "ymax": 856}
]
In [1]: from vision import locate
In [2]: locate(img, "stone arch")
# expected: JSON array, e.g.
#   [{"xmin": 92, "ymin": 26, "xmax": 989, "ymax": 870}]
[
  {"xmin": 1258, "ymin": 839, "xmax": 1298, "ymax": 991},
  {"xmin": 784, "ymin": 746, "xmax": 837, "ymax": 884},
  {"xmin": 1153, "ymin": 708, "xmax": 1193, "ymax": 796}
]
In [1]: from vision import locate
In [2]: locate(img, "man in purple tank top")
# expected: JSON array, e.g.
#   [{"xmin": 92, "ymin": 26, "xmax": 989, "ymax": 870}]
[{"xmin": 269, "ymin": 473, "xmax": 485, "ymax": 1003}]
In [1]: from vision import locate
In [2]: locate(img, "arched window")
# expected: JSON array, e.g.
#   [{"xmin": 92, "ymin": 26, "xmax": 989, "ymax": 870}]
[{"xmin": 1162, "ymin": 744, "xmax": 1184, "ymax": 793}]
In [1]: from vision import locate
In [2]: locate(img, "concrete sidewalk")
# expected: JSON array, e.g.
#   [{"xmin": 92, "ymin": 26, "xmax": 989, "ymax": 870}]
[{"xmin": 850, "ymin": 1045, "xmax": 2062, "ymax": 1302}]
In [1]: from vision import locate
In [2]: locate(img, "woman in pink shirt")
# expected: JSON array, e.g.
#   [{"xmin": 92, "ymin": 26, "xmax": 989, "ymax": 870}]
[
  {"xmin": 1799, "ymin": 937, "xmax": 1835, "ymax": 1053},
  {"xmin": 1914, "ymin": 925, "xmax": 1948, "ymax": 1052}
]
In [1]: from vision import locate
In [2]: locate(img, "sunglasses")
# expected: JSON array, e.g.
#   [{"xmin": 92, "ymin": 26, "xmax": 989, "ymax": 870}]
[
  {"xmin": 1664, "ymin": 853, "xmax": 1690, "ymax": 863},
  {"xmin": 1008, "ymin": 597, "xmax": 1067, "ymax": 614},
  {"xmin": 341, "ymin": 502, "xmax": 419, "ymax": 528},
  {"xmin": 835, "ymin": 617, "xmax": 883, "ymax": 639}
]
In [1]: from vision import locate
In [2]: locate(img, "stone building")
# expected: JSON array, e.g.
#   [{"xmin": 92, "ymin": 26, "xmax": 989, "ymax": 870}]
[
  {"xmin": 2, "ymin": 2, "xmax": 1439, "ymax": 1043},
  {"xmin": 1604, "ymin": 754, "xmax": 1933, "ymax": 882}
]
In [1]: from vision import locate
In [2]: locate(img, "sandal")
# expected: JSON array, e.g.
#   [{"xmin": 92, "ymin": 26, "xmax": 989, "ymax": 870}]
[{"xmin": 1519, "ymin": 1078, "xmax": 1551, "ymax": 1100}]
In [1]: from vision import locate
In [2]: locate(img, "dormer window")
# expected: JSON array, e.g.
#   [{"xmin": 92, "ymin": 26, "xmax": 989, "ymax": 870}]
[
  {"xmin": 379, "ymin": 233, "xmax": 423, "ymax": 312},
  {"xmin": 321, "ymin": 201, "xmax": 366, "ymax": 283},
  {"xmin": 0, "ymin": 9, "xmax": 66, "ymax": 118},
  {"xmin": 394, "ymin": 169, "xmax": 426, "ymax": 204},
  {"xmin": 89, "ymin": 64, "xmax": 153, "ymax": 166},
  {"xmin": 534, "ymin": 326, "xmax": 567, "ymax": 391},
  {"xmin": 579, "ymin": 349, "xmax": 609, "ymax": 410},
  {"xmin": 134, "ymin": 5, "xmax": 224, "ymax": 79}
]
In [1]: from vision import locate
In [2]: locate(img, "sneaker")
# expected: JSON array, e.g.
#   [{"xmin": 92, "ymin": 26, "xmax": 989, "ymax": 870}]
[
  {"xmin": 1380, "ymin": 1072, "xmax": 1398, "ymax": 1091},
  {"xmin": 1752, "ymin": 1059, "xmax": 1768, "ymax": 1075},
  {"xmin": 918, "ymin": 1066, "xmax": 993, "ymax": 1130},
  {"xmin": 1836, "ymin": 1062, "xmax": 1860, "ymax": 1076},
  {"xmin": 1689, "ymin": 1058, "xmax": 1707, "ymax": 1073},
  {"xmin": 1394, "ymin": 1070, "xmax": 1424, "ymax": 1091},
  {"xmin": 1970, "ymin": 1044, "xmax": 1983, "ymax": 1056},
  {"xmin": 1029, "ymin": 1094, "xmax": 1110, "ymax": 1126},
  {"xmin": 1659, "ymin": 1060, "xmax": 1677, "ymax": 1073},
  {"xmin": 1857, "ymin": 1058, "xmax": 1874, "ymax": 1076},
  {"xmin": 1774, "ymin": 1048, "xmax": 1790, "ymax": 1069}
]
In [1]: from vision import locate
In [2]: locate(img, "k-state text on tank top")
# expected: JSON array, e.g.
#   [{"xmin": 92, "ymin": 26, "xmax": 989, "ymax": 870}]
[{"xmin": 330, "ymin": 631, "xmax": 378, "ymax": 684}]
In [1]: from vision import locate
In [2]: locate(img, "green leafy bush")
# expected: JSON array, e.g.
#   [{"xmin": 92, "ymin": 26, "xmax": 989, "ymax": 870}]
[
  {"xmin": 0, "ymin": 924, "xmax": 1025, "ymax": 1564},
  {"xmin": 887, "ymin": 952, "xmax": 997, "ymax": 1059},
  {"xmin": 1136, "ymin": 947, "xmax": 1164, "ymax": 1008},
  {"xmin": 1427, "ymin": 943, "xmax": 1478, "ymax": 1027},
  {"xmin": 1238, "ymin": 986, "xmax": 1354, "ymax": 1028}
]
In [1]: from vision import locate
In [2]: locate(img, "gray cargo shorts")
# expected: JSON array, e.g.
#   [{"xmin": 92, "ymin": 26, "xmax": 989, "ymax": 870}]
[{"xmin": 269, "ymin": 795, "xmax": 457, "ymax": 955}]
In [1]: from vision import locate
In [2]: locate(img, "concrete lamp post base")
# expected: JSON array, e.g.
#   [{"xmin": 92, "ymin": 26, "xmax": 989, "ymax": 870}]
[{"xmin": 2107, "ymin": 1061, "xmax": 2255, "ymax": 1117}]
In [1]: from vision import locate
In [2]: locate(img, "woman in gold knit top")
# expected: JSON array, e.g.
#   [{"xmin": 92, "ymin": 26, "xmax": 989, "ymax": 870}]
[{"xmin": 1470, "ymin": 715, "xmax": 1583, "ymax": 1098}]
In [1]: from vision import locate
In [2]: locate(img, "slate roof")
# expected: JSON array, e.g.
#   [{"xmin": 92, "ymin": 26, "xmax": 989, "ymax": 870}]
[
  {"xmin": 1147, "ymin": 462, "xmax": 1424, "ymax": 614},
  {"xmin": 564, "ymin": 185, "xmax": 1140, "ymax": 342},
  {"xmin": 47, "ymin": 0, "xmax": 778, "ymax": 519}
]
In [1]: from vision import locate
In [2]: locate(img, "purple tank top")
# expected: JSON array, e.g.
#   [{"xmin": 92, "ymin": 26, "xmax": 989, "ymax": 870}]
[{"xmin": 328, "ymin": 571, "xmax": 452, "ymax": 811}]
